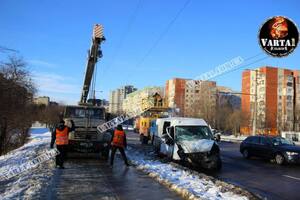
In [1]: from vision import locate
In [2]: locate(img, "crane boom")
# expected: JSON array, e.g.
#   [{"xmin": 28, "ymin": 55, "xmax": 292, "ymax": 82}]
[{"xmin": 80, "ymin": 24, "xmax": 105, "ymax": 105}]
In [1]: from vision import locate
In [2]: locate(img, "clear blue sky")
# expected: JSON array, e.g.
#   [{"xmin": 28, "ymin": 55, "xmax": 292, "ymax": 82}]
[{"xmin": 1, "ymin": 0, "xmax": 299, "ymax": 104}]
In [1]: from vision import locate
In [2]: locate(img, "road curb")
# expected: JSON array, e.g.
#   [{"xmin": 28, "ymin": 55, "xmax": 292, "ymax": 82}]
[
  {"xmin": 130, "ymin": 159, "xmax": 259, "ymax": 200},
  {"xmin": 132, "ymin": 162, "xmax": 200, "ymax": 200}
]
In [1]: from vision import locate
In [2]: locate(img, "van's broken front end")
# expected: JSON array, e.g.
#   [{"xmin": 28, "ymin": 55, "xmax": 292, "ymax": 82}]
[
  {"xmin": 173, "ymin": 125, "xmax": 222, "ymax": 170},
  {"xmin": 177, "ymin": 141, "xmax": 222, "ymax": 170}
]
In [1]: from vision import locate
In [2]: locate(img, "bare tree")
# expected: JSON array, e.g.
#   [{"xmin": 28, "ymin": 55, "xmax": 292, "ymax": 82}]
[
  {"xmin": 226, "ymin": 110, "xmax": 242, "ymax": 136},
  {"xmin": 0, "ymin": 56, "xmax": 36, "ymax": 155},
  {"xmin": 189, "ymin": 88, "xmax": 217, "ymax": 127}
]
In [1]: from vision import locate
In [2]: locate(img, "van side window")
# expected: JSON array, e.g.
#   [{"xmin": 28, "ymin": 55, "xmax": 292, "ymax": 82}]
[{"xmin": 163, "ymin": 122, "xmax": 171, "ymax": 135}]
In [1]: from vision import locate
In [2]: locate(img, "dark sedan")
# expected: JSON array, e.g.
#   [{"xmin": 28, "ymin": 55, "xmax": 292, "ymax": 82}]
[{"xmin": 240, "ymin": 135, "xmax": 300, "ymax": 165}]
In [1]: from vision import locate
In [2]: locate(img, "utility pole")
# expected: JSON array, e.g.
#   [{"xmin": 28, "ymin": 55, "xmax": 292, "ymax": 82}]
[{"xmin": 252, "ymin": 70, "xmax": 258, "ymax": 136}]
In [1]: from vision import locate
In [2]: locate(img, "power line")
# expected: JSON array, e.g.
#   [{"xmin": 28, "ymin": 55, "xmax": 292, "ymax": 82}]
[
  {"xmin": 134, "ymin": 0, "xmax": 191, "ymax": 69},
  {"xmin": 0, "ymin": 46, "xmax": 18, "ymax": 53},
  {"xmin": 205, "ymin": 54, "xmax": 269, "ymax": 81},
  {"xmin": 102, "ymin": 0, "xmax": 143, "ymax": 76}
]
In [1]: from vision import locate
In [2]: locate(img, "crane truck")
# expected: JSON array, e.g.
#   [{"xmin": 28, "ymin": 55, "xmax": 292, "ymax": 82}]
[{"xmin": 63, "ymin": 24, "xmax": 111, "ymax": 159}]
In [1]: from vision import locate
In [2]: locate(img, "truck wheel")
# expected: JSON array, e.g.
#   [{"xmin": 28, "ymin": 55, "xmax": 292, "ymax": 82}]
[
  {"xmin": 140, "ymin": 134, "xmax": 144, "ymax": 143},
  {"xmin": 151, "ymin": 135, "xmax": 154, "ymax": 145},
  {"xmin": 102, "ymin": 148, "xmax": 110, "ymax": 160}
]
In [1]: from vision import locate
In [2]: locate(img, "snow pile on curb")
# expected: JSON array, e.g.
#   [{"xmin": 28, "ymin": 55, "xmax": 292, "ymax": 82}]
[
  {"xmin": 221, "ymin": 135, "xmax": 247, "ymax": 143},
  {"xmin": 128, "ymin": 147, "xmax": 253, "ymax": 200},
  {"xmin": 0, "ymin": 127, "xmax": 55, "ymax": 200}
]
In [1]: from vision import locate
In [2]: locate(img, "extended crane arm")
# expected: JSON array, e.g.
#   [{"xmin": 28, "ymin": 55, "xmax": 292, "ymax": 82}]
[{"xmin": 80, "ymin": 24, "xmax": 105, "ymax": 105}]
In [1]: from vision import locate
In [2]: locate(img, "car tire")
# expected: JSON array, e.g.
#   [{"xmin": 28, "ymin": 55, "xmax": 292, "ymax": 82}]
[
  {"xmin": 242, "ymin": 149, "xmax": 250, "ymax": 159},
  {"xmin": 275, "ymin": 153, "xmax": 285, "ymax": 165}
]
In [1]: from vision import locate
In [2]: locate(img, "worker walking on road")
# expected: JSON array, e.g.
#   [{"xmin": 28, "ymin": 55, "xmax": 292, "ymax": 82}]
[
  {"xmin": 50, "ymin": 120, "xmax": 73, "ymax": 169},
  {"xmin": 110, "ymin": 124, "xmax": 129, "ymax": 166}
]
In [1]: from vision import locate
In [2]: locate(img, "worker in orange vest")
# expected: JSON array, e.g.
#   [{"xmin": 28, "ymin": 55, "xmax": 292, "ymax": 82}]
[
  {"xmin": 50, "ymin": 120, "xmax": 73, "ymax": 169},
  {"xmin": 110, "ymin": 124, "xmax": 129, "ymax": 166}
]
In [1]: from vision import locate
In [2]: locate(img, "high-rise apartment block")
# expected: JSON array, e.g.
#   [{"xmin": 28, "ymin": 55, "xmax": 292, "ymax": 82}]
[
  {"xmin": 165, "ymin": 78, "xmax": 218, "ymax": 121},
  {"xmin": 241, "ymin": 66, "xmax": 300, "ymax": 135},
  {"xmin": 108, "ymin": 85, "xmax": 137, "ymax": 114}
]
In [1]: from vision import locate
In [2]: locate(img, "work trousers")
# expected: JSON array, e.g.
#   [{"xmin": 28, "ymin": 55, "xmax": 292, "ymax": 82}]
[
  {"xmin": 110, "ymin": 146, "xmax": 128, "ymax": 165},
  {"xmin": 56, "ymin": 145, "xmax": 68, "ymax": 167}
]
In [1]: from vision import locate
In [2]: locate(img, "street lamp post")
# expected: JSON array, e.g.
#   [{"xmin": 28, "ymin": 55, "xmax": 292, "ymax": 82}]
[{"xmin": 246, "ymin": 69, "xmax": 259, "ymax": 136}]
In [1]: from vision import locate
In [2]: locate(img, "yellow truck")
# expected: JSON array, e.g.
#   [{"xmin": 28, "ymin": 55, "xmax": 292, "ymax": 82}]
[{"xmin": 139, "ymin": 117, "xmax": 154, "ymax": 144}]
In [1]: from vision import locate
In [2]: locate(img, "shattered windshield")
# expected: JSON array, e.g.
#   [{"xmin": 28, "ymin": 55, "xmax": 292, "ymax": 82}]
[{"xmin": 175, "ymin": 126, "xmax": 213, "ymax": 141}]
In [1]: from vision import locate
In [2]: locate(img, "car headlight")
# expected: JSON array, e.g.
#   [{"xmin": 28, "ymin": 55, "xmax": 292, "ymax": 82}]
[{"xmin": 286, "ymin": 151, "xmax": 298, "ymax": 156}]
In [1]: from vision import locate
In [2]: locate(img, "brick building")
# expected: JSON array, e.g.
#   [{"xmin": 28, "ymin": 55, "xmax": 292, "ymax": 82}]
[
  {"xmin": 165, "ymin": 78, "xmax": 186, "ymax": 116},
  {"xmin": 241, "ymin": 66, "xmax": 300, "ymax": 136},
  {"xmin": 165, "ymin": 78, "xmax": 218, "ymax": 120}
]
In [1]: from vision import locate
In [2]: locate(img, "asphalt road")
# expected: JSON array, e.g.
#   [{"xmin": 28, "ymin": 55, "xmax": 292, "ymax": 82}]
[
  {"xmin": 213, "ymin": 141, "xmax": 300, "ymax": 200},
  {"xmin": 43, "ymin": 133, "xmax": 182, "ymax": 200}
]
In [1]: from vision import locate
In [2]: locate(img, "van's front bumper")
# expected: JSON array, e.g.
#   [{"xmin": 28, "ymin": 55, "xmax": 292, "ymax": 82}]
[
  {"xmin": 186, "ymin": 152, "xmax": 221, "ymax": 169},
  {"xmin": 177, "ymin": 142, "xmax": 222, "ymax": 170}
]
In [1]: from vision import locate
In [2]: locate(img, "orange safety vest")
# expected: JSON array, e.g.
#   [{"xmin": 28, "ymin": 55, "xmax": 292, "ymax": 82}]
[
  {"xmin": 56, "ymin": 127, "xmax": 69, "ymax": 145},
  {"xmin": 112, "ymin": 130, "xmax": 125, "ymax": 147}
]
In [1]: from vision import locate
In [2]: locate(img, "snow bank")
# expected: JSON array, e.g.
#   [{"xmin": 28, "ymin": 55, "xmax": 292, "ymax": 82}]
[
  {"xmin": 221, "ymin": 135, "xmax": 247, "ymax": 143},
  {"xmin": 128, "ymin": 146, "xmax": 252, "ymax": 200},
  {"xmin": 0, "ymin": 127, "xmax": 55, "ymax": 200}
]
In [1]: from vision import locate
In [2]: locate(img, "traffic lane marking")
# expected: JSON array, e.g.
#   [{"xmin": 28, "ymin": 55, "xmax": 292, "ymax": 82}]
[{"xmin": 282, "ymin": 175, "xmax": 300, "ymax": 181}]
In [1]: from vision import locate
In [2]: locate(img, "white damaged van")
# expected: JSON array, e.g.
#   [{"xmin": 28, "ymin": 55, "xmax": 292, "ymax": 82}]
[{"xmin": 152, "ymin": 117, "xmax": 222, "ymax": 170}]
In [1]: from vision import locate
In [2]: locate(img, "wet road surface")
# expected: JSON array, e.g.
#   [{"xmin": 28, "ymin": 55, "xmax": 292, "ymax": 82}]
[
  {"xmin": 44, "ymin": 131, "xmax": 182, "ymax": 200},
  {"xmin": 214, "ymin": 141, "xmax": 300, "ymax": 200}
]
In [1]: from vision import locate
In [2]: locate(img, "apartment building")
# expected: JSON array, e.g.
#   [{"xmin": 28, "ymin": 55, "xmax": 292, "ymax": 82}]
[
  {"xmin": 184, "ymin": 81, "xmax": 217, "ymax": 120},
  {"xmin": 217, "ymin": 86, "xmax": 241, "ymax": 109},
  {"xmin": 122, "ymin": 86, "xmax": 165, "ymax": 115},
  {"xmin": 241, "ymin": 66, "xmax": 300, "ymax": 135},
  {"xmin": 165, "ymin": 78, "xmax": 218, "ymax": 120},
  {"xmin": 108, "ymin": 85, "xmax": 137, "ymax": 114},
  {"xmin": 165, "ymin": 78, "xmax": 187, "ymax": 116},
  {"xmin": 33, "ymin": 96, "xmax": 50, "ymax": 106}
]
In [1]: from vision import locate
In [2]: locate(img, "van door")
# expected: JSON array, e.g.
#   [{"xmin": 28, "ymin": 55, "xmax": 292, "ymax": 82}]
[{"xmin": 160, "ymin": 122, "xmax": 173, "ymax": 157}]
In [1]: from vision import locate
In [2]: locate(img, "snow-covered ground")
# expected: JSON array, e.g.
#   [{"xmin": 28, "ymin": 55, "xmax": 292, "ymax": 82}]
[
  {"xmin": 0, "ymin": 127, "xmax": 55, "ymax": 200},
  {"xmin": 127, "ymin": 146, "xmax": 253, "ymax": 200},
  {"xmin": 221, "ymin": 135, "xmax": 247, "ymax": 143}
]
